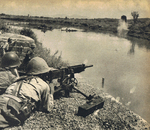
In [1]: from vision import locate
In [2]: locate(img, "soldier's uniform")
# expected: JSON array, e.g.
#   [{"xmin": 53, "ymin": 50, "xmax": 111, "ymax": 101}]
[
  {"xmin": 0, "ymin": 52, "xmax": 20, "ymax": 94},
  {"xmin": 0, "ymin": 71, "xmax": 16, "ymax": 94},
  {"xmin": 0, "ymin": 57, "xmax": 54, "ymax": 128}
]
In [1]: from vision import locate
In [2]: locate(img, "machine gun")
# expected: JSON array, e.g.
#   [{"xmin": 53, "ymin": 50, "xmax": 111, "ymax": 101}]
[
  {"xmin": 45, "ymin": 64, "xmax": 94, "ymax": 100},
  {"xmin": 18, "ymin": 64, "xmax": 105, "ymax": 117},
  {"xmin": 46, "ymin": 64, "xmax": 104, "ymax": 117},
  {"xmin": 18, "ymin": 64, "xmax": 94, "ymax": 100}
]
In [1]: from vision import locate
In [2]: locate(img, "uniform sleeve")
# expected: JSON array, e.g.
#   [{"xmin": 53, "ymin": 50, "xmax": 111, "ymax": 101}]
[
  {"xmin": 41, "ymin": 83, "xmax": 54, "ymax": 112},
  {"xmin": 0, "ymin": 71, "xmax": 16, "ymax": 94},
  {"xmin": 7, "ymin": 71, "xmax": 16, "ymax": 83},
  {"xmin": 4, "ymin": 82, "xmax": 17, "ymax": 95}
]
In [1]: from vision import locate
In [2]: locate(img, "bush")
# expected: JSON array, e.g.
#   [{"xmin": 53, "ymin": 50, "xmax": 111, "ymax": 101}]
[
  {"xmin": 20, "ymin": 27, "xmax": 37, "ymax": 43},
  {"xmin": 0, "ymin": 20, "xmax": 9, "ymax": 33}
]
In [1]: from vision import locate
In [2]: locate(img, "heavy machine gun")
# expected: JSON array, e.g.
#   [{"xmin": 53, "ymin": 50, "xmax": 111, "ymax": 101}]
[
  {"xmin": 45, "ymin": 63, "xmax": 104, "ymax": 117},
  {"xmin": 18, "ymin": 64, "xmax": 94, "ymax": 100},
  {"xmin": 18, "ymin": 64, "xmax": 104, "ymax": 117},
  {"xmin": 46, "ymin": 64, "xmax": 94, "ymax": 100}
]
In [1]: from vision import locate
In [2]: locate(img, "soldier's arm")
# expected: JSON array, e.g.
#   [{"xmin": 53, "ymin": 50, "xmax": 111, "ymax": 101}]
[{"xmin": 41, "ymin": 83, "xmax": 54, "ymax": 113}]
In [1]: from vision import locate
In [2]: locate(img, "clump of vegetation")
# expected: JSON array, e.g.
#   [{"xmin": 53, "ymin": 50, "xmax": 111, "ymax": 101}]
[
  {"xmin": 0, "ymin": 20, "xmax": 9, "ymax": 33},
  {"xmin": 0, "ymin": 20, "xmax": 20, "ymax": 34},
  {"xmin": 20, "ymin": 27, "xmax": 37, "ymax": 43},
  {"xmin": 131, "ymin": 11, "xmax": 139, "ymax": 24}
]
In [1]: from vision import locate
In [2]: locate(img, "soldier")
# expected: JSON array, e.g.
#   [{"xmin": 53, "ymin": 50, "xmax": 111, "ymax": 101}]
[
  {"xmin": 3, "ymin": 38, "xmax": 15, "ymax": 54},
  {"xmin": 0, "ymin": 52, "xmax": 20, "ymax": 94},
  {"xmin": 18, "ymin": 41, "xmax": 36, "ymax": 71},
  {"xmin": 22, "ymin": 44, "xmax": 36, "ymax": 65},
  {"xmin": 0, "ymin": 57, "xmax": 54, "ymax": 128}
]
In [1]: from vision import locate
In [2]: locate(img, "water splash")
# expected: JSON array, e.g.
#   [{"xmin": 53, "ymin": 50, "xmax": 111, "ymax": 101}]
[{"xmin": 117, "ymin": 19, "xmax": 129, "ymax": 37}]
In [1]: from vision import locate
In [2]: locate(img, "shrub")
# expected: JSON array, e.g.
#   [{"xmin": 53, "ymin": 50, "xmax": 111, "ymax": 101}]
[
  {"xmin": 0, "ymin": 20, "xmax": 9, "ymax": 33},
  {"xmin": 20, "ymin": 27, "xmax": 37, "ymax": 43}
]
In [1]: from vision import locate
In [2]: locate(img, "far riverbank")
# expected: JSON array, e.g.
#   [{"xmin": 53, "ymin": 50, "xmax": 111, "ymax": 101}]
[{"xmin": 0, "ymin": 14, "xmax": 150, "ymax": 41}]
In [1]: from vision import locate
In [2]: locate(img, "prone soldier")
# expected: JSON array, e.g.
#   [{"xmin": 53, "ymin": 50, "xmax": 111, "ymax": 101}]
[{"xmin": 0, "ymin": 57, "xmax": 54, "ymax": 128}]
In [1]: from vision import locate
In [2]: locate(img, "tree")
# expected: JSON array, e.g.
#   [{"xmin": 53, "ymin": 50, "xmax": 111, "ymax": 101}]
[{"xmin": 131, "ymin": 11, "xmax": 139, "ymax": 24}]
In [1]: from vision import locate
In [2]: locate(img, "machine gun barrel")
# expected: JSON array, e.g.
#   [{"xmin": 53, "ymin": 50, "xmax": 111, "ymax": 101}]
[
  {"xmin": 85, "ymin": 65, "xmax": 93, "ymax": 68},
  {"xmin": 67, "ymin": 64, "xmax": 93, "ymax": 73},
  {"xmin": 48, "ymin": 64, "xmax": 93, "ymax": 81}
]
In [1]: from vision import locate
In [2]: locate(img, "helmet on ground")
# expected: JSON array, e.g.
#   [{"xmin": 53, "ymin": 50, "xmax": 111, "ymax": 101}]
[
  {"xmin": 1, "ymin": 52, "xmax": 21, "ymax": 68},
  {"xmin": 26, "ymin": 57, "xmax": 53, "ymax": 75}
]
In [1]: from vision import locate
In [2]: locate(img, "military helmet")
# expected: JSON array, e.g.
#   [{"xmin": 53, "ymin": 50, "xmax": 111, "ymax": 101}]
[
  {"xmin": 1, "ymin": 52, "xmax": 21, "ymax": 68},
  {"xmin": 26, "ymin": 57, "xmax": 51, "ymax": 75}
]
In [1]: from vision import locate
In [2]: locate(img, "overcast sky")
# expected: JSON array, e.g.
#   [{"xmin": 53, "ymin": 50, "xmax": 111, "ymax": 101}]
[{"xmin": 0, "ymin": 0, "xmax": 149, "ymax": 19}]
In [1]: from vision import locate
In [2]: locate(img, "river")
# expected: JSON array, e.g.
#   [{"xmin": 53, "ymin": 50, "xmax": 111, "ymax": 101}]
[{"xmin": 32, "ymin": 28, "xmax": 150, "ymax": 123}]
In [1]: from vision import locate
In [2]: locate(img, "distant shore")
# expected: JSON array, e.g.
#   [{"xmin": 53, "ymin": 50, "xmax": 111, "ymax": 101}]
[{"xmin": 0, "ymin": 14, "xmax": 150, "ymax": 41}]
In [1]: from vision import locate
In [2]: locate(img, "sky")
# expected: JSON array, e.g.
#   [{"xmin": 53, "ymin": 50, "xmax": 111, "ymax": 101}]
[{"xmin": 0, "ymin": 0, "xmax": 149, "ymax": 19}]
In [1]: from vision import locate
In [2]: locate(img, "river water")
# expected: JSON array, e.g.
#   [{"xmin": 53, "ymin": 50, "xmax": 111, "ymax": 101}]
[{"xmin": 32, "ymin": 28, "xmax": 150, "ymax": 123}]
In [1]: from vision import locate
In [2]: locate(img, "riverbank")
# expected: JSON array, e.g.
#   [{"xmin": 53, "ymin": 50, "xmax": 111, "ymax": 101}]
[
  {"xmin": 0, "ymin": 14, "xmax": 150, "ymax": 41},
  {"xmin": 4, "ymin": 75, "xmax": 150, "ymax": 130}
]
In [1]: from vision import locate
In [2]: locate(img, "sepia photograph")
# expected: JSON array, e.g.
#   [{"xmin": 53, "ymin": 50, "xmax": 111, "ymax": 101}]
[{"xmin": 0, "ymin": 0, "xmax": 150, "ymax": 129}]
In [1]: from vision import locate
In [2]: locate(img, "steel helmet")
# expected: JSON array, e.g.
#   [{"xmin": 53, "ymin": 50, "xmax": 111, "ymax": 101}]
[
  {"xmin": 26, "ymin": 57, "xmax": 52, "ymax": 75},
  {"xmin": 1, "ymin": 52, "xmax": 21, "ymax": 68}
]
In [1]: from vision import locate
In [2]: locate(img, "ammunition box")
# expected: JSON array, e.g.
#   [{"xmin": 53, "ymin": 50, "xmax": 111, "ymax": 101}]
[{"xmin": 77, "ymin": 97, "xmax": 104, "ymax": 117}]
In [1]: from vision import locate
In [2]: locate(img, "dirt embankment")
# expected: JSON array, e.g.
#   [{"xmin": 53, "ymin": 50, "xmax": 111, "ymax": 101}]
[{"xmin": 4, "ymin": 76, "xmax": 150, "ymax": 130}]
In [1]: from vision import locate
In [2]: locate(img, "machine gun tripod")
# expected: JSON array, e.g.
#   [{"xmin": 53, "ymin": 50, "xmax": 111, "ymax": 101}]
[{"xmin": 53, "ymin": 66, "xmax": 95, "ymax": 100}]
